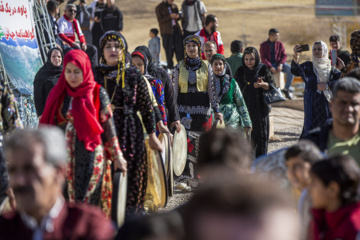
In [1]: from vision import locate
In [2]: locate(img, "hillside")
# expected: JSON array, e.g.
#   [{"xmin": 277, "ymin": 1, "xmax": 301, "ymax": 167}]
[{"xmin": 80, "ymin": 0, "xmax": 357, "ymax": 62}]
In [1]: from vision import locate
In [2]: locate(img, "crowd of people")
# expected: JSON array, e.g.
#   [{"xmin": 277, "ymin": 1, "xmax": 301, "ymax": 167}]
[{"xmin": 1, "ymin": 0, "xmax": 360, "ymax": 239}]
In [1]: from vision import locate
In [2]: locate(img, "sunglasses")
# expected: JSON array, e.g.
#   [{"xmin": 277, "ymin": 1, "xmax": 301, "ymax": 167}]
[{"xmin": 68, "ymin": 9, "xmax": 77, "ymax": 13}]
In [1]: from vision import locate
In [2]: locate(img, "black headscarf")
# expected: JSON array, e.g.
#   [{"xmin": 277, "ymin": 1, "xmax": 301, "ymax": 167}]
[
  {"xmin": 98, "ymin": 31, "xmax": 128, "ymax": 86},
  {"xmin": 134, "ymin": 45, "xmax": 159, "ymax": 78},
  {"xmin": 131, "ymin": 50, "xmax": 153, "ymax": 80},
  {"xmin": 241, "ymin": 47, "xmax": 263, "ymax": 82},
  {"xmin": 33, "ymin": 47, "xmax": 63, "ymax": 116},
  {"xmin": 183, "ymin": 35, "xmax": 202, "ymax": 71},
  {"xmin": 35, "ymin": 47, "xmax": 63, "ymax": 82}
]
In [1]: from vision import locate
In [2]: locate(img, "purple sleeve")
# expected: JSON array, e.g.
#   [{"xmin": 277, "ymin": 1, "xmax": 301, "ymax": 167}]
[
  {"xmin": 279, "ymin": 42, "xmax": 287, "ymax": 65},
  {"xmin": 260, "ymin": 42, "xmax": 272, "ymax": 69}
]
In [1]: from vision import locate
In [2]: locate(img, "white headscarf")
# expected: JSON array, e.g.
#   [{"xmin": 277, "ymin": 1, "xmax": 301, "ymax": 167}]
[{"xmin": 312, "ymin": 41, "xmax": 332, "ymax": 102}]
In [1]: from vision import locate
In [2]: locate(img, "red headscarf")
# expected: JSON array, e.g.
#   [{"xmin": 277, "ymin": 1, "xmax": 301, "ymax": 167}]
[{"xmin": 40, "ymin": 50, "xmax": 103, "ymax": 151}]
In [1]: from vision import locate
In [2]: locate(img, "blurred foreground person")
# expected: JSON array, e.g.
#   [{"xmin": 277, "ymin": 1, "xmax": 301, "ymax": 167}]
[
  {"xmin": 309, "ymin": 155, "xmax": 360, "ymax": 240},
  {"xmin": 304, "ymin": 78, "xmax": 360, "ymax": 164},
  {"xmin": 0, "ymin": 74, "xmax": 23, "ymax": 207},
  {"xmin": 0, "ymin": 127, "xmax": 115, "ymax": 240},
  {"xmin": 197, "ymin": 128, "xmax": 252, "ymax": 177},
  {"xmin": 116, "ymin": 212, "xmax": 184, "ymax": 240},
  {"xmin": 284, "ymin": 140, "xmax": 322, "ymax": 240},
  {"xmin": 183, "ymin": 174, "xmax": 298, "ymax": 240}
]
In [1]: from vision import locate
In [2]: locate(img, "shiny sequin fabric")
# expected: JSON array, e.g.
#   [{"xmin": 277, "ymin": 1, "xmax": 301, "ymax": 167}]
[{"xmin": 94, "ymin": 66, "xmax": 156, "ymax": 216}]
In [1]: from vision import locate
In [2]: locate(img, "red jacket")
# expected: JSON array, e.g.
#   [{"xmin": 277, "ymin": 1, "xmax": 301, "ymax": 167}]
[
  {"xmin": 0, "ymin": 203, "xmax": 115, "ymax": 240},
  {"xmin": 259, "ymin": 39, "xmax": 287, "ymax": 68},
  {"xmin": 310, "ymin": 202, "xmax": 360, "ymax": 240},
  {"xmin": 57, "ymin": 14, "xmax": 86, "ymax": 46},
  {"xmin": 195, "ymin": 28, "xmax": 224, "ymax": 60}
]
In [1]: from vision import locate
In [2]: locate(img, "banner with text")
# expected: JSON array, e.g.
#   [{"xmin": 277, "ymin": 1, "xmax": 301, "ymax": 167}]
[
  {"xmin": 315, "ymin": 0, "xmax": 360, "ymax": 17},
  {"xmin": 0, "ymin": 0, "xmax": 41, "ymax": 126}
]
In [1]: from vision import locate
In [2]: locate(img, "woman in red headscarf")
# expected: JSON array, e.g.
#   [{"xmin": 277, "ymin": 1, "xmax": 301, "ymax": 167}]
[{"xmin": 40, "ymin": 50, "xmax": 127, "ymax": 217}]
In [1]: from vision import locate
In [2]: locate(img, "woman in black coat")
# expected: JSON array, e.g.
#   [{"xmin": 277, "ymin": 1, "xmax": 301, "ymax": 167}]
[
  {"xmin": 33, "ymin": 47, "xmax": 63, "ymax": 116},
  {"xmin": 234, "ymin": 47, "xmax": 275, "ymax": 158}
]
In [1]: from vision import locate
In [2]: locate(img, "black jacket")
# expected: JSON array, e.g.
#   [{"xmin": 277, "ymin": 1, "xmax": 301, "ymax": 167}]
[
  {"xmin": 302, "ymin": 119, "xmax": 333, "ymax": 153},
  {"xmin": 101, "ymin": 5, "xmax": 123, "ymax": 32},
  {"xmin": 156, "ymin": 67, "xmax": 180, "ymax": 124}
]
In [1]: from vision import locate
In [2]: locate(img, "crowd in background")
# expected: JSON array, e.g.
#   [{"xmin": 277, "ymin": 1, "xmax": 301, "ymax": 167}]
[{"xmin": 0, "ymin": 0, "xmax": 360, "ymax": 239}]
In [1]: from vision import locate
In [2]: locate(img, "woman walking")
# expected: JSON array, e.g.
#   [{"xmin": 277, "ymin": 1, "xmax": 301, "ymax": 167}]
[
  {"xmin": 40, "ymin": 50, "xmax": 126, "ymax": 217},
  {"xmin": 93, "ymin": 31, "xmax": 162, "ymax": 216},
  {"xmin": 172, "ymin": 35, "xmax": 222, "ymax": 181},
  {"xmin": 131, "ymin": 50, "xmax": 168, "ymax": 135},
  {"xmin": 291, "ymin": 41, "xmax": 342, "ymax": 137},
  {"xmin": 210, "ymin": 54, "xmax": 252, "ymax": 131},
  {"xmin": 134, "ymin": 45, "xmax": 181, "ymax": 131},
  {"xmin": 235, "ymin": 47, "xmax": 274, "ymax": 158}
]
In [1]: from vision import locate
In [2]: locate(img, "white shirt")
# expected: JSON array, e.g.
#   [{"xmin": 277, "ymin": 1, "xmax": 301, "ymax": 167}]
[
  {"xmin": 186, "ymin": 2, "xmax": 206, "ymax": 32},
  {"xmin": 21, "ymin": 197, "xmax": 64, "ymax": 240}
]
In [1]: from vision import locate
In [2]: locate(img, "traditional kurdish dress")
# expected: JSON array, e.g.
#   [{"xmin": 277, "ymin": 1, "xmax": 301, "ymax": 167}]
[
  {"xmin": 173, "ymin": 56, "xmax": 219, "ymax": 180},
  {"xmin": 95, "ymin": 31, "xmax": 156, "ymax": 216},
  {"xmin": 135, "ymin": 46, "xmax": 180, "ymax": 124},
  {"xmin": 59, "ymin": 86, "xmax": 119, "ymax": 214},
  {"xmin": 150, "ymin": 79, "xmax": 167, "ymax": 129},
  {"xmin": 211, "ymin": 54, "xmax": 251, "ymax": 130},
  {"xmin": 214, "ymin": 70, "xmax": 252, "ymax": 130},
  {"xmin": 40, "ymin": 50, "xmax": 123, "ymax": 218},
  {"xmin": 131, "ymin": 50, "xmax": 167, "ymax": 135},
  {"xmin": 94, "ymin": 65, "xmax": 156, "ymax": 216}
]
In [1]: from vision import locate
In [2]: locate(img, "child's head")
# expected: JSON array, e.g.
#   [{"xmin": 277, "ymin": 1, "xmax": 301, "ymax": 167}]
[
  {"xmin": 149, "ymin": 28, "xmax": 159, "ymax": 38},
  {"xmin": 309, "ymin": 155, "xmax": 360, "ymax": 211},
  {"xmin": 285, "ymin": 140, "xmax": 322, "ymax": 191}
]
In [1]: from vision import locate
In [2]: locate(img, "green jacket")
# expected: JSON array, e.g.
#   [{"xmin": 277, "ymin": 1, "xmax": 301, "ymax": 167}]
[{"xmin": 226, "ymin": 53, "xmax": 243, "ymax": 76}]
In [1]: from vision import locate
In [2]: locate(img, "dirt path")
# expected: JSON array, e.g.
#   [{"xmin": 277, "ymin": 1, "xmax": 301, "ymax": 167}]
[{"xmin": 160, "ymin": 107, "xmax": 303, "ymax": 212}]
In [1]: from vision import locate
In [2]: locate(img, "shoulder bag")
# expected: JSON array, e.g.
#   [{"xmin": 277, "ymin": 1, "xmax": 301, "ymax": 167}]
[{"xmin": 263, "ymin": 84, "xmax": 286, "ymax": 105}]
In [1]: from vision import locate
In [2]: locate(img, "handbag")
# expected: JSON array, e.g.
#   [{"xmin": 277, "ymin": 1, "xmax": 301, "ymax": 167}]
[{"xmin": 263, "ymin": 84, "xmax": 286, "ymax": 105}]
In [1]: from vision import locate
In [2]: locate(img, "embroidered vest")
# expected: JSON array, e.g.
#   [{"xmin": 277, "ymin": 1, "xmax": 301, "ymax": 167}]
[{"xmin": 179, "ymin": 60, "xmax": 208, "ymax": 93}]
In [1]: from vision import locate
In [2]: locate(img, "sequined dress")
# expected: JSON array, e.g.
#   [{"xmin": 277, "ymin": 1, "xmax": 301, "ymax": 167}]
[{"xmin": 94, "ymin": 66, "xmax": 156, "ymax": 216}]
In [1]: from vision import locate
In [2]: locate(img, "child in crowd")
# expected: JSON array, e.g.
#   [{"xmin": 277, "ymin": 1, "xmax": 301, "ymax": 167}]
[
  {"xmin": 285, "ymin": 140, "xmax": 322, "ymax": 240},
  {"xmin": 148, "ymin": 28, "xmax": 161, "ymax": 68},
  {"xmin": 309, "ymin": 155, "xmax": 360, "ymax": 240}
]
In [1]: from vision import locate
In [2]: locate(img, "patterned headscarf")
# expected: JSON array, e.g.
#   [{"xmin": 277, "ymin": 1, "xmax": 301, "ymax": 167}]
[
  {"xmin": 131, "ymin": 50, "xmax": 152, "ymax": 79},
  {"xmin": 183, "ymin": 35, "xmax": 202, "ymax": 70},
  {"xmin": 183, "ymin": 35, "xmax": 202, "ymax": 58},
  {"xmin": 99, "ymin": 31, "xmax": 127, "ymax": 88},
  {"xmin": 210, "ymin": 53, "xmax": 226, "ymax": 64},
  {"xmin": 350, "ymin": 30, "xmax": 360, "ymax": 69}
]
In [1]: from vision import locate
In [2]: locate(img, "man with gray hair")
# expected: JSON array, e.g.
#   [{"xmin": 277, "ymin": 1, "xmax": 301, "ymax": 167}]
[
  {"xmin": 304, "ymin": 77, "xmax": 360, "ymax": 164},
  {"xmin": 0, "ymin": 127, "xmax": 115, "ymax": 239},
  {"xmin": 204, "ymin": 41, "xmax": 232, "ymax": 77}
]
